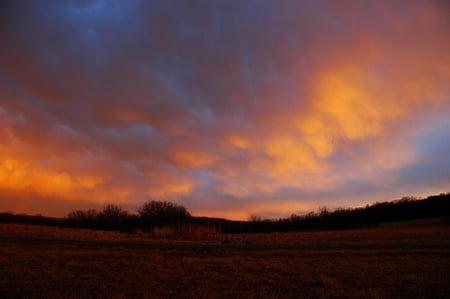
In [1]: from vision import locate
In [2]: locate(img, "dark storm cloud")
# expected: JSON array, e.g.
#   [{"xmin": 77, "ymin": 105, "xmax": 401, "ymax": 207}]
[{"xmin": 0, "ymin": 0, "xmax": 449, "ymax": 219}]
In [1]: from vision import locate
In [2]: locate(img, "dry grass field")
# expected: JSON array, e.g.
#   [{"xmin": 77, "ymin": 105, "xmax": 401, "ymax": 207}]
[{"xmin": 0, "ymin": 218, "xmax": 449, "ymax": 298}]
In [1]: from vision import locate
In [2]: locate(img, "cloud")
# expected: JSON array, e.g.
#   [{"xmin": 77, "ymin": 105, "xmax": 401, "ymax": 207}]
[{"xmin": 0, "ymin": 0, "xmax": 449, "ymax": 219}]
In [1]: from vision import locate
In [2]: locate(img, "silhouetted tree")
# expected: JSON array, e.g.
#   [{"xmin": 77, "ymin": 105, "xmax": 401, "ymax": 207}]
[
  {"xmin": 248, "ymin": 214, "xmax": 262, "ymax": 222},
  {"xmin": 67, "ymin": 209, "xmax": 98, "ymax": 228},
  {"xmin": 96, "ymin": 204, "xmax": 129, "ymax": 231},
  {"xmin": 138, "ymin": 201, "xmax": 190, "ymax": 230},
  {"xmin": 101, "ymin": 204, "xmax": 126, "ymax": 219}
]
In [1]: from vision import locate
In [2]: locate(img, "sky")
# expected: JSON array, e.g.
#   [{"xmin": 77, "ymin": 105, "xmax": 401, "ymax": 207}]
[{"xmin": 0, "ymin": 0, "xmax": 449, "ymax": 220}]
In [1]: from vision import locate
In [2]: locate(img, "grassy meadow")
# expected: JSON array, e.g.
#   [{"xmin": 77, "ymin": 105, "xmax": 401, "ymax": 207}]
[{"xmin": 0, "ymin": 218, "xmax": 449, "ymax": 298}]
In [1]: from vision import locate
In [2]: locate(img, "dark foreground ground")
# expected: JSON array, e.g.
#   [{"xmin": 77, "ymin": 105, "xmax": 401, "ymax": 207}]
[{"xmin": 0, "ymin": 218, "xmax": 449, "ymax": 298}]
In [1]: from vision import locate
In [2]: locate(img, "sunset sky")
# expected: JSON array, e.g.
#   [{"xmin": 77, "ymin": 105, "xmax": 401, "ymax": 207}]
[{"xmin": 1, "ymin": 0, "xmax": 449, "ymax": 220}]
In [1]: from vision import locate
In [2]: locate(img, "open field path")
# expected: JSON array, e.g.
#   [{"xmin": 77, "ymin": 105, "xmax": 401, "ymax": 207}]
[{"xmin": 0, "ymin": 221, "xmax": 449, "ymax": 298}]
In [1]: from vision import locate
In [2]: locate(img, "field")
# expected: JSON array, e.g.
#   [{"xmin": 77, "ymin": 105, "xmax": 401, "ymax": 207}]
[{"xmin": 0, "ymin": 218, "xmax": 449, "ymax": 298}]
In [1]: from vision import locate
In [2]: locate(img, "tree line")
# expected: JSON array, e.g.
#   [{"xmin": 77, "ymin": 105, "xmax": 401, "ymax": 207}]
[
  {"xmin": 0, "ymin": 193, "xmax": 449, "ymax": 234},
  {"xmin": 221, "ymin": 193, "xmax": 450, "ymax": 233},
  {"xmin": 66, "ymin": 201, "xmax": 191, "ymax": 233}
]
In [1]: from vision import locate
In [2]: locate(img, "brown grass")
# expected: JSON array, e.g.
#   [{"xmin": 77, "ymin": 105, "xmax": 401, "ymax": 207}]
[{"xmin": 0, "ymin": 218, "xmax": 449, "ymax": 298}]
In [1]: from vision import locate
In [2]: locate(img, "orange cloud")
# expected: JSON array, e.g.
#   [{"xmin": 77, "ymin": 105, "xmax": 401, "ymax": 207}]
[
  {"xmin": 0, "ymin": 0, "xmax": 449, "ymax": 219},
  {"xmin": 0, "ymin": 157, "xmax": 104, "ymax": 196},
  {"xmin": 169, "ymin": 143, "xmax": 217, "ymax": 169}
]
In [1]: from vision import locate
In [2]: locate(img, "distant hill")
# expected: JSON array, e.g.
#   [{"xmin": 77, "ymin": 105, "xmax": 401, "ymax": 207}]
[
  {"xmin": 219, "ymin": 193, "xmax": 450, "ymax": 233},
  {"xmin": 0, "ymin": 212, "xmax": 63, "ymax": 227},
  {"xmin": 0, "ymin": 193, "xmax": 449, "ymax": 234}
]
